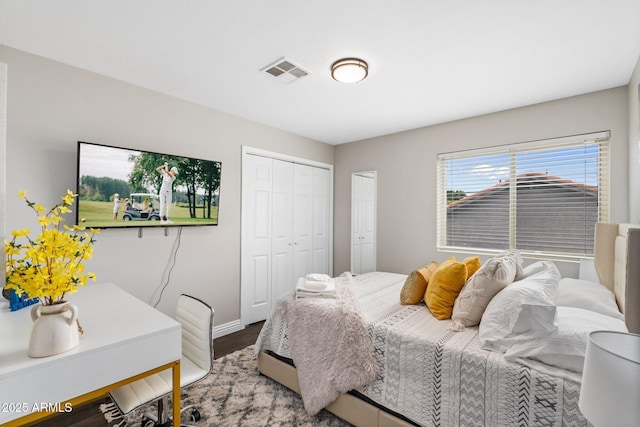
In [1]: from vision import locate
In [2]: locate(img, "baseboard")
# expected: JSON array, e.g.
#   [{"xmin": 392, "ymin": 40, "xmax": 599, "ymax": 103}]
[{"xmin": 213, "ymin": 319, "xmax": 244, "ymax": 339}]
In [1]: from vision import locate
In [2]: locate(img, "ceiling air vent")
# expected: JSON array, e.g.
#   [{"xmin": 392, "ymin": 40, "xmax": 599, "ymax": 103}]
[{"xmin": 261, "ymin": 58, "xmax": 310, "ymax": 83}]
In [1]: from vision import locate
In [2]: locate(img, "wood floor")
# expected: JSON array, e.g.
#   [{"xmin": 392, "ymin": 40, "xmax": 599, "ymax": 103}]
[{"xmin": 30, "ymin": 321, "xmax": 265, "ymax": 427}]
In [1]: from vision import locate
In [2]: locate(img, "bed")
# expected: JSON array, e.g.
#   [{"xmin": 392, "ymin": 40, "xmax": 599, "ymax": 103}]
[{"xmin": 254, "ymin": 223, "xmax": 640, "ymax": 427}]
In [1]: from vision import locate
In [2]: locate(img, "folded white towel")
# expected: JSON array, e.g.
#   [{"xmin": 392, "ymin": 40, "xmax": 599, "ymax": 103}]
[
  {"xmin": 295, "ymin": 290, "xmax": 337, "ymax": 299},
  {"xmin": 306, "ymin": 273, "xmax": 331, "ymax": 283},
  {"xmin": 295, "ymin": 276, "xmax": 337, "ymax": 298},
  {"xmin": 303, "ymin": 280, "xmax": 329, "ymax": 291}
]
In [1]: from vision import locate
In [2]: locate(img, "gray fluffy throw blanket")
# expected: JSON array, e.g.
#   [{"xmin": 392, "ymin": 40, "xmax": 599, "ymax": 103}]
[{"xmin": 278, "ymin": 272, "xmax": 379, "ymax": 415}]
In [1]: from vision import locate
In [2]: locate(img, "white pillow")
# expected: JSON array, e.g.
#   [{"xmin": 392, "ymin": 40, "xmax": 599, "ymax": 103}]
[
  {"xmin": 451, "ymin": 250, "xmax": 523, "ymax": 328},
  {"xmin": 556, "ymin": 277, "xmax": 624, "ymax": 321},
  {"xmin": 518, "ymin": 260, "xmax": 552, "ymax": 280},
  {"xmin": 504, "ymin": 306, "xmax": 628, "ymax": 372},
  {"xmin": 479, "ymin": 261, "xmax": 560, "ymax": 353}
]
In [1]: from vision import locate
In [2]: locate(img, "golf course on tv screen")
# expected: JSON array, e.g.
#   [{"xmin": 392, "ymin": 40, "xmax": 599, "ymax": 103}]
[{"xmin": 76, "ymin": 141, "xmax": 221, "ymax": 229}]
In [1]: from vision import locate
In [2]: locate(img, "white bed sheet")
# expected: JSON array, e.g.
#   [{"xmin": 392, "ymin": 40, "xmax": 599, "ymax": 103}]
[{"xmin": 256, "ymin": 271, "xmax": 588, "ymax": 427}]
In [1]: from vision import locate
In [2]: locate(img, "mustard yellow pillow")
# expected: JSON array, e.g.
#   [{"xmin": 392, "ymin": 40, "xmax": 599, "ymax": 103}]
[
  {"xmin": 400, "ymin": 261, "xmax": 438, "ymax": 305},
  {"xmin": 463, "ymin": 256, "xmax": 481, "ymax": 279},
  {"xmin": 425, "ymin": 258, "xmax": 468, "ymax": 320}
]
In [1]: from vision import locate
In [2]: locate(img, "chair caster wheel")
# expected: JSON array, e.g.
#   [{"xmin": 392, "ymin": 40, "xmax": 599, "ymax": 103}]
[
  {"xmin": 190, "ymin": 408, "xmax": 201, "ymax": 422},
  {"xmin": 141, "ymin": 416, "xmax": 155, "ymax": 427}
]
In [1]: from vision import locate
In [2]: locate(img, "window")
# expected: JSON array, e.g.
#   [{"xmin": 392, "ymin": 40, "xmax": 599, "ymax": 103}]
[{"xmin": 437, "ymin": 131, "xmax": 610, "ymax": 259}]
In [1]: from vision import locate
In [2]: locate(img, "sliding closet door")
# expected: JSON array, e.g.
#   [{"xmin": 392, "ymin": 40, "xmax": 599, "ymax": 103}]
[
  {"xmin": 271, "ymin": 160, "xmax": 294, "ymax": 301},
  {"xmin": 241, "ymin": 154, "xmax": 274, "ymax": 324},
  {"xmin": 312, "ymin": 166, "xmax": 330, "ymax": 274},
  {"xmin": 292, "ymin": 164, "xmax": 314, "ymax": 282},
  {"xmin": 241, "ymin": 148, "xmax": 333, "ymax": 325}
]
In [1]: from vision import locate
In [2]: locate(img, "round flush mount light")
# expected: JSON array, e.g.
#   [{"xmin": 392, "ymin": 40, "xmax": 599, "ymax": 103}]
[{"xmin": 331, "ymin": 58, "xmax": 368, "ymax": 83}]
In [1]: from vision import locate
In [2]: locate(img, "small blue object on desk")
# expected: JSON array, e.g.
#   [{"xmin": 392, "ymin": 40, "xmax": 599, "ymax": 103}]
[{"xmin": 8, "ymin": 289, "xmax": 39, "ymax": 311}]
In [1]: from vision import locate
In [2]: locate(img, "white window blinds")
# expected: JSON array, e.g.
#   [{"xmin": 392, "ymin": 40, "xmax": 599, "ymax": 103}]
[{"xmin": 437, "ymin": 131, "xmax": 610, "ymax": 259}]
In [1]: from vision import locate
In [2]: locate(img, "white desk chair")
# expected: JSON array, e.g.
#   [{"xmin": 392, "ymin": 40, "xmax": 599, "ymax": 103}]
[{"xmin": 107, "ymin": 294, "xmax": 214, "ymax": 427}]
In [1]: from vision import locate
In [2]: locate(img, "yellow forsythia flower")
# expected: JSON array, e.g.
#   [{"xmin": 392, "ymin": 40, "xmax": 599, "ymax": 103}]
[
  {"xmin": 10, "ymin": 228, "xmax": 30, "ymax": 238},
  {"xmin": 33, "ymin": 203, "xmax": 47, "ymax": 214},
  {"xmin": 4, "ymin": 190, "xmax": 100, "ymax": 306}
]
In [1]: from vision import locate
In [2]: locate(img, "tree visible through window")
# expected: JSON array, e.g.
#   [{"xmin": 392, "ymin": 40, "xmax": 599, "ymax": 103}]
[{"xmin": 437, "ymin": 132, "xmax": 610, "ymax": 258}]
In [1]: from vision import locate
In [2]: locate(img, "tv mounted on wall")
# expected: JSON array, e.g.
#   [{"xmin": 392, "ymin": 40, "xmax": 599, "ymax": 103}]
[{"xmin": 76, "ymin": 141, "xmax": 222, "ymax": 229}]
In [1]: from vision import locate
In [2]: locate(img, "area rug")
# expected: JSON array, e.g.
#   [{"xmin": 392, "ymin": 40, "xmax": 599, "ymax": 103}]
[{"xmin": 100, "ymin": 345, "xmax": 351, "ymax": 427}]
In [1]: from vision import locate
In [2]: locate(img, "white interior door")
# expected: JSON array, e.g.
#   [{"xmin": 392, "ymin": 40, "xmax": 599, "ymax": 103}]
[
  {"xmin": 352, "ymin": 172, "xmax": 376, "ymax": 274},
  {"xmin": 241, "ymin": 147, "xmax": 333, "ymax": 326},
  {"xmin": 292, "ymin": 163, "xmax": 314, "ymax": 282},
  {"xmin": 271, "ymin": 159, "xmax": 294, "ymax": 301},
  {"xmin": 352, "ymin": 176, "xmax": 363, "ymax": 274},
  {"xmin": 241, "ymin": 154, "xmax": 273, "ymax": 324},
  {"xmin": 312, "ymin": 167, "xmax": 330, "ymax": 274}
]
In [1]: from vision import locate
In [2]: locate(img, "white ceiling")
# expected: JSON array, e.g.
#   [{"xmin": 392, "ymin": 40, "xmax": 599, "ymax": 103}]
[{"xmin": 1, "ymin": 0, "xmax": 639, "ymax": 145}]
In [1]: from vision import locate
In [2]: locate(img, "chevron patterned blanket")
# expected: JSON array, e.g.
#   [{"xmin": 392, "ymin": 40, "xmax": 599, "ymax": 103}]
[{"xmin": 255, "ymin": 272, "xmax": 587, "ymax": 427}]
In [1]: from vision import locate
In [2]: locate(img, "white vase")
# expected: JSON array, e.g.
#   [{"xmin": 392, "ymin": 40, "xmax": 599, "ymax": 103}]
[{"xmin": 28, "ymin": 301, "xmax": 79, "ymax": 358}]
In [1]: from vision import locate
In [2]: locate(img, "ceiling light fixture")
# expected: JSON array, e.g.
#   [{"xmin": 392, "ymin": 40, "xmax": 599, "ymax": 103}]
[{"xmin": 331, "ymin": 58, "xmax": 368, "ymax": 83}]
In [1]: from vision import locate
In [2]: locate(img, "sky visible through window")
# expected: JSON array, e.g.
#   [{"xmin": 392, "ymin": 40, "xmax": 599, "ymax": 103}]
[{"xmin": 446, "ymin": 144, "xmax": 600, "ymax": 195}]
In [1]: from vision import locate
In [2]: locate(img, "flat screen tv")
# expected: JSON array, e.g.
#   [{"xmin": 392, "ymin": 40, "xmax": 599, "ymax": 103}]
[{"xmin": 76, "ymin": 141, "xmax": 221, "ymax": 228}]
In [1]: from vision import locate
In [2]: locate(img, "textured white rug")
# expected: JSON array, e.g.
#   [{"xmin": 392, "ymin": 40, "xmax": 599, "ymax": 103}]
[{"xmin": 100, "ymin": 345, "xmax": 351, "ymax": 427}]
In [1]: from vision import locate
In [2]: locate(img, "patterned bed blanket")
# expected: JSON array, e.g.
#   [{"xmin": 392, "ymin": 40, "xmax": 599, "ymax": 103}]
[{"xmin": 255, "ymin": 272, "xmax": 587, "ymax": 427}]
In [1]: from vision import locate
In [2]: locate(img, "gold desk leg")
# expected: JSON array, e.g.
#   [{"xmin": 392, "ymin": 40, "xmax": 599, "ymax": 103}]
[
  {"xmin": 2, "ymin": 361, "xmax": 181, "ymax": 427},
  {"xmin": 173, "ymin": 360, "xmax": 181, "ymax": 427}
]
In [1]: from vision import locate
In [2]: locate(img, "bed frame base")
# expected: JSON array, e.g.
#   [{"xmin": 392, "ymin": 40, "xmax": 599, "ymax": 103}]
[{"xmin": 257, "ymin": 350, "xmax": 415, "ymax": 427}]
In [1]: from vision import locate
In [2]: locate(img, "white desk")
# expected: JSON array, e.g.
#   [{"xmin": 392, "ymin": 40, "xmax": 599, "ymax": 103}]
[{"xmin": 0, "ymin": 283, "xmax": 182, "ymax": 426}]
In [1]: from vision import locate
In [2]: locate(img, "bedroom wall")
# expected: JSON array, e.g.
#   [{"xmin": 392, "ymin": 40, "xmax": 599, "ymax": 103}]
[
  {"xmin": 0, "ymin": 46, "xmax": 333, "ymax": 329},
  {"xmin": 629, "ymin": 55, "xmax": 640, "ymax": 223},
  {"xmin": 0, "ymin": 62, "xmax": 6, "ymax": 246},
  {"xmin": 334, "ymin": 87, "xmax": 629, "ymax": 279}
]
